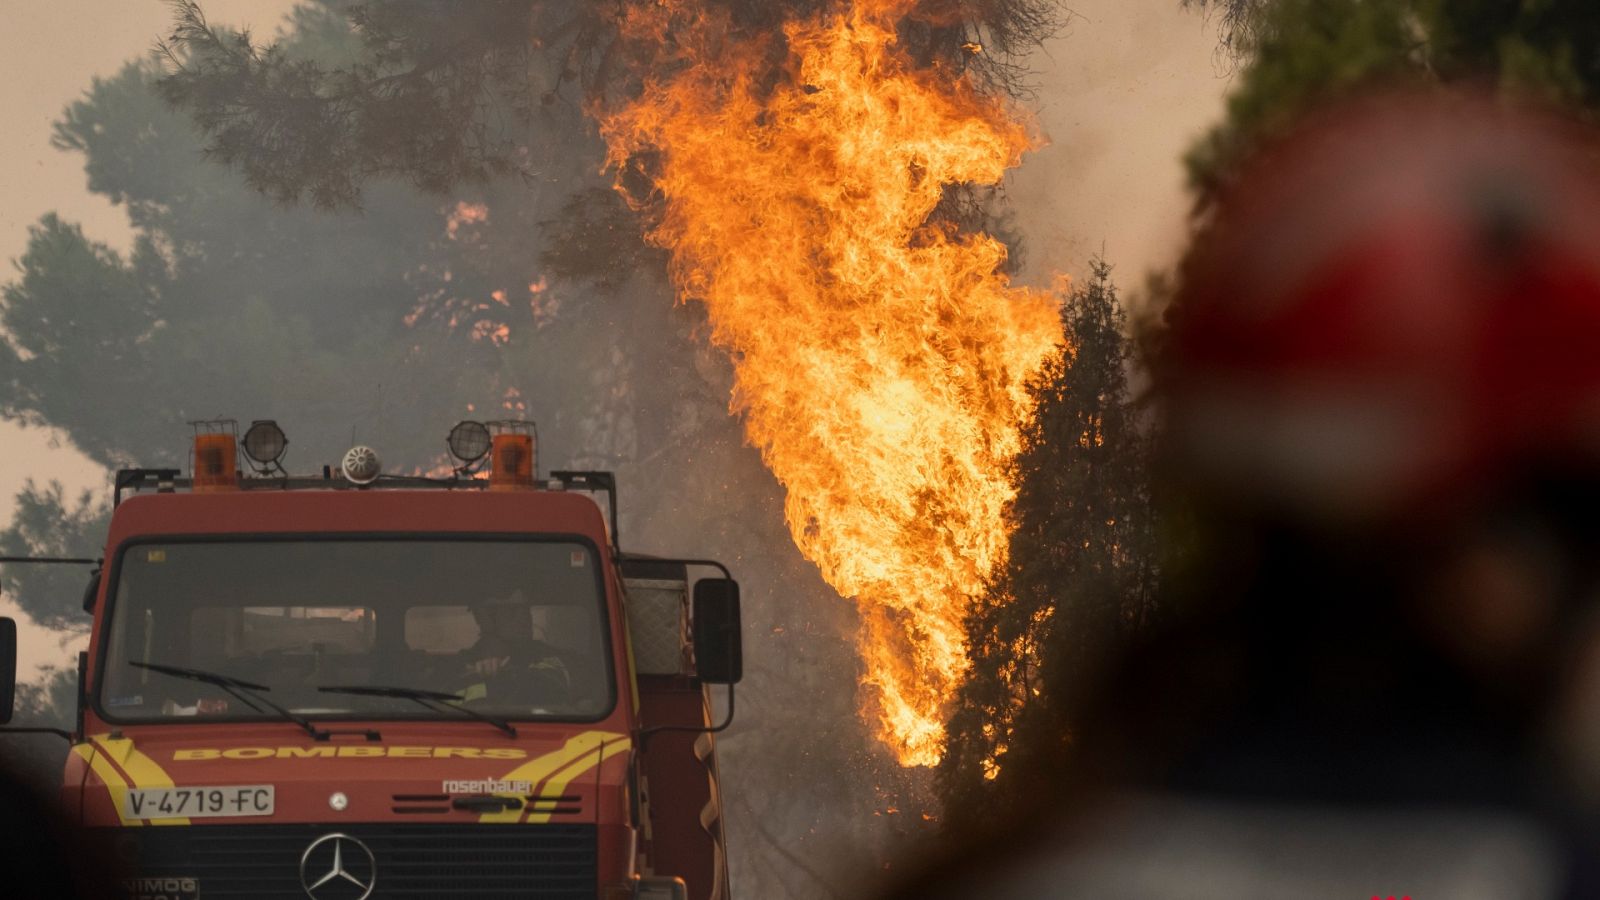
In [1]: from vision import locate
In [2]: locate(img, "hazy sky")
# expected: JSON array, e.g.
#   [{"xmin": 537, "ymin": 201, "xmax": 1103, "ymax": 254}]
[{"xmin": 0, "ymin": 0, "xmax": 1225, "ymax": 676}]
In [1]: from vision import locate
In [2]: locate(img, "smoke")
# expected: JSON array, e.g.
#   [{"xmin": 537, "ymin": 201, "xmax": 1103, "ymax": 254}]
[{"xmin": 1008, "ymin": 0, "xmax": 1227, "ymax": 289}]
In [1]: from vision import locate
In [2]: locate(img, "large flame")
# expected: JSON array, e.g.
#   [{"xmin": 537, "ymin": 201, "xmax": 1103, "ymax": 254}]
[{"xmin": 599, "ymin": 0, "xmax": 1059, "ymax": 766}]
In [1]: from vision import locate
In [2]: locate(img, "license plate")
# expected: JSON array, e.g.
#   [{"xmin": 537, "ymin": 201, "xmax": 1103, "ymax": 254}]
[{"xmin": 123, "ymin": 785, "xmax": 274, "ymax": 819}]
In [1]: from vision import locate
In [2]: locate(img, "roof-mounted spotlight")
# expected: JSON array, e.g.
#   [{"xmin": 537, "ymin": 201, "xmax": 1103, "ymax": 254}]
[
  {"xmin": 242, "ymin": 420, "xmax": 288, "ymax": 472},
  {"xmin": 447, "ymin": 420, "xmax": 492, "ymax": 467}
]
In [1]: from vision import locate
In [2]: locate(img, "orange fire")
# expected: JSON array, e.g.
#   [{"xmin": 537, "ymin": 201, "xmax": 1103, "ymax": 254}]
[{"xmin": 599, "ymin": 0, "xmax": 1060, "ymax": 765}]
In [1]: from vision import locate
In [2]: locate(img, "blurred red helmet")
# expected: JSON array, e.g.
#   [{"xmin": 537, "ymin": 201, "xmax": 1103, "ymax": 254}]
[{"xmin": 1167, "ymin": 91, "xmax": 1600, "ymax": 524}]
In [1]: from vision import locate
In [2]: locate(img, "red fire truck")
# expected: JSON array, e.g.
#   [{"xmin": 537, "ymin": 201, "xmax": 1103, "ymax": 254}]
[{"xmin": 0, "ymin": 419, "xmax": 742, "ymax": 900}]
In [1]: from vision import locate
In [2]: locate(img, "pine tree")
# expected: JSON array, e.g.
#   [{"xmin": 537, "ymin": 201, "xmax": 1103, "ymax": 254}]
[
  {"xmin": 156, "ymin": 0, "xmax": 1067, "ymax": 210},
  {"xmin": 940, "ymin": 259, "xmax": 1157, "ymax": 827}
]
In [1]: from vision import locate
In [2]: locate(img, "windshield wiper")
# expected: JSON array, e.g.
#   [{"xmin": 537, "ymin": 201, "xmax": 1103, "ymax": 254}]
[
  {"xmin": 317, "ymin": 684, "xmax": 517, "ymax": 739},
  {"xmin": 130, "ymin": 661, "xmax": 330, "ymax": 741}
]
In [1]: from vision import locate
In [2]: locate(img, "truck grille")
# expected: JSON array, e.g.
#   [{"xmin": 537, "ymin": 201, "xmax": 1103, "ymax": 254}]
[{"xmin": 98, "ymin": 823, "xmax": 597, "ymax": 899}]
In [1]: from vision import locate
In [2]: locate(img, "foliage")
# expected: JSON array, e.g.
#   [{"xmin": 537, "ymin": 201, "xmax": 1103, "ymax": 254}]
[
  {"xmin": 157, "ymin": 0, "xmax": 1067, "ymax": 210},
  {"xmin": 158, "ymin": 0, "xmax": 562, "ymax": 208},
  {"xmin": 939, "ymin": 260, "xmax": 1158, "ymax": 827},
  {"xmin": 1, "ymin": 53, "xmax": 586, "ymax": 473},
  {"xmin": 16, "ymin": 668, "xmax": 78, "ymax": 728},
  {"xmin": 0, "ymin": 483, "xmax": 105, "ymax": 634},
  {"xmin": 1183, "ymin": 0, "xmax": 1600, "ymax": 201},
  {"xmin": 1182, "ymin": 0, "xmax": 1272, "ymax": 60},
  {"xmin": 538, "ymin": 187, "xmax": 666, "ymax": 291},
  {"xmin": 0, "ymin": 482, "xmax": 100, "ymax": 744}
]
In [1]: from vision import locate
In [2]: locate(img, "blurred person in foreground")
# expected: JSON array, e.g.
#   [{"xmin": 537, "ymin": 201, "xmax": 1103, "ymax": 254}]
[
  {"xmin": 888, "ymin": 91, "xmax": 1600, "ymax": 899},
  {"xmin": 0, "ymin": 751, "xmax": 122, "ymax": 898}
]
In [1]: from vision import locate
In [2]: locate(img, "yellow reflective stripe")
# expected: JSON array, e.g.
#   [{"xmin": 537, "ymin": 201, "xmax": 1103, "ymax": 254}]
[
  {"xmin": 89, "ymin": 734, "xmax": 190, "ymax": 826},
  {"xmin": 75, "ymin": 743, "xmax": 136, "ymax": 828},
  {"xmin": 98, "ymin": 737, "xmax": 177, "ymax": 787},
  {"xmin": 524, "ymin": 736, "xmax": 631, "ymax": 823},
  {"xmin": 478, "ymin": 730, "xmax": 621, "ymax": 823},
  {"xmin": 76, "ymin": 742, "xmax": 143, "ymax": 827}
]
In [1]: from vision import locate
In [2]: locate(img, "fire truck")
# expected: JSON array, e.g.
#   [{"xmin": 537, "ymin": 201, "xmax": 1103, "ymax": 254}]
[{"xmin": 0, "ymin": 419, "xmax": 742, "ymax": 900}]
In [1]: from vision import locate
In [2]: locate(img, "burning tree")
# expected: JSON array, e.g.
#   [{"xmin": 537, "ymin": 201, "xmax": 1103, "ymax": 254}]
[
  {"xmin": 594, "ymin": 0, "xmax": 1063, "ymax": 768},
  {"xmin": 938, "ymin": 260, "xmax": 1157, "ymax": 828}
]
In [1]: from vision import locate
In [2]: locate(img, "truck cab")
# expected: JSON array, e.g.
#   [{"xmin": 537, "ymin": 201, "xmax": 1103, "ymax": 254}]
[{"xmin": 0, "ymin": 420, "xmax": 740, "ymax": 900}]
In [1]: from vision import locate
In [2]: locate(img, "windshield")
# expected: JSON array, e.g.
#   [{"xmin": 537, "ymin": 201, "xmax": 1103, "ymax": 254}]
[{"xmin": 98, "ymin": 539, "xmax": 613, "ymax": 723}]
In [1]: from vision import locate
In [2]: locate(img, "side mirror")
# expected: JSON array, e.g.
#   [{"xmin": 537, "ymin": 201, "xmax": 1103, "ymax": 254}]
[
  {"xmin": 0, "ymin": 617, "xmax": 16, "ymax": 725},
  {"xmin": 692, "ymin": 579, "xmax": 742, "ymax": 685}
]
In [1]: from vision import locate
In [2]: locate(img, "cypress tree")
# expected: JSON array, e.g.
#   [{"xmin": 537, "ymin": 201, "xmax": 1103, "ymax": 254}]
[{"xmin": 940, "ymin": 259, "xmax": 1157, "ymax": 826}]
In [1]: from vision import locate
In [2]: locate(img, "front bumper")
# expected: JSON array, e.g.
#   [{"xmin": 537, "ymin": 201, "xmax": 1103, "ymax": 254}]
[{"xmin": 98, "ymin": 821, "xmax": 598, "ymax": 899}]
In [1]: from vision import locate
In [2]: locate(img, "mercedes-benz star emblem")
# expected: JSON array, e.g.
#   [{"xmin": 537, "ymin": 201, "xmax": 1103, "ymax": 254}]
[{"xmin": 299, "ymin": 833, "xmax": 376, "ymax": 900}]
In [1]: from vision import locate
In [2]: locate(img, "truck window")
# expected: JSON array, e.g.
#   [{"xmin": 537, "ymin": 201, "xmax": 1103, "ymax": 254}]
[{"xmin": 98, "ymin": 539, "xmax": 613, "ymax": 722}]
